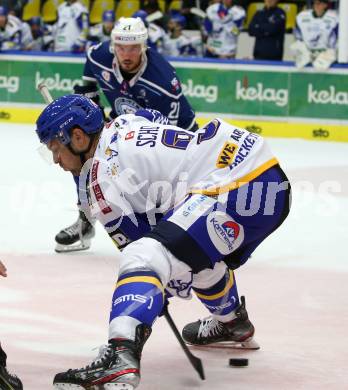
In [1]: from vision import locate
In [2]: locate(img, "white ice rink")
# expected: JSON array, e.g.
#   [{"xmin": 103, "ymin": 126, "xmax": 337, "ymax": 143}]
[{"xmin": 0, "ymin": 123, "xmax": 347, "ymax": 389}]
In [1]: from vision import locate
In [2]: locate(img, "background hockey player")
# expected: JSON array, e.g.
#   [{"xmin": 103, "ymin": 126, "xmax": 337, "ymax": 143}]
[
  {"xmin": 203, "ymin": 0, "xmax": 245, "ymax": 59},
  {"xmin": 0, "ymin": 260, "xmax": 23, "ymax": 390},
  {"xmin": 132, "ymin": 9, "xmax": 166, "ymax": 52},
  {"xmin": 87, "ymin": 10, "xmax": 115, "ymax": 46},
  {"xmin": 0, "ymin": 5, "xmax": 33, "ymax": 51},
  {"xmin": 52, "ymin": 0, "xmax": 89, "ymax": 53},
  {"xmin": 35, "ymin": 94, "xmax": 291, "ymax": 389},
  {"xmin": 54, "ymin": 16, "xmax": 198, "ymax": 254},
  {"xmin": 162, "ymin": 10, "xmax": 197, "ymax": 57},
  {"xmin": 291, "ymin": 0, "xmax": 338, "ymax": 69},
  {"xmin": 25, "ymin": 16, "xmax": 53, "ymax": 51}
]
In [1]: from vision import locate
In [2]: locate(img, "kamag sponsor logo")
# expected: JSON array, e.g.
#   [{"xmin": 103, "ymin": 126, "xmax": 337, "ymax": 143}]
[
  {"xmin": 181, "ymin": 79, "xmax": 218, "ymax": 103},
  {"xmin": 308, "ymin": 84, "xmax": 348, "ymax": 105},
  {"xmin": 207, "ymin": 211, "xmax": 244, "ymax": 255},
  {"xmin": 236, "ymin": 80, "xmax": 288, "ymax": 107}
]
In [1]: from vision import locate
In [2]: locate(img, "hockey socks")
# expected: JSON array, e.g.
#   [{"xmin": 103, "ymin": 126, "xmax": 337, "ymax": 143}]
[
  {"xmin": 110, "ymin": 270, "xmax": 165, "ymax": 327},
  {"xmin": 193, "ymin": 269, "xmax": 239, "ymax": 321}
]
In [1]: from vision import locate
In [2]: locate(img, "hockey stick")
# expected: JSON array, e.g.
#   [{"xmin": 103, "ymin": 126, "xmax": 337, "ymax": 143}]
[
  {"xmin": 37, "ymin": 82, "xmax": 53, "ymax": 103},
  {"xmin": 162, "ymin": 304, "xmax": 205, "ymax": 380}
]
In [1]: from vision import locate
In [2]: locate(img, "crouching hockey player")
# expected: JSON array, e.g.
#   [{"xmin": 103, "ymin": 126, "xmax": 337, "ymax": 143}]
[
  {"xmin": 54, "ymin": 16, "xmax": 197, "ymax": 254},
  {"xmin": 35, "ymin": 95, "xmax": 291, "ymax": 389}
]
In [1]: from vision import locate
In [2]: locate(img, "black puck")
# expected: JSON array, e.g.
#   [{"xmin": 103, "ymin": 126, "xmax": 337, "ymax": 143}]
[{"xmin": 229, "ymin": 358, "xmax": 249, "ymax": 367}]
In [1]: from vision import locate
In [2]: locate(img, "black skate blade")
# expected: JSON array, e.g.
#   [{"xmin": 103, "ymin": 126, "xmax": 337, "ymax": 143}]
[{"xmin": 187, "ymin": 338, "xmax": 260, "ymax": 350}]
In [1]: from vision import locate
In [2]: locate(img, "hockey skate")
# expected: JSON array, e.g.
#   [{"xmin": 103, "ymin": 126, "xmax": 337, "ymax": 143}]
[
  {"xmin": 0, "ymin": 364, "xmax": 23, "ymax": 390},
  {"xmin": 53, "ymin": 324, "xmax": 151, "ymax": 390},
  {"xmin": 55, "ymin": 210, "xmax": 95, "ymax": 253},
  {"xmin": 182, "ymin": 296, "xmax": 260, "ymax": 350}
]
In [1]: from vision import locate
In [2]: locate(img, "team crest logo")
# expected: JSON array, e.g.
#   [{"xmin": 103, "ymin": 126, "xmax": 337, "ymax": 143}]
[
  {"xmin": 105, "ymin": 146, "xmax": 118, "ymax": 160},
  {"xmin": 102, "ymin": 71, "xmax": 111, "ymax": 82},
  {"xmin": 114, "ymin": 97, "xmax": 142, "ymax": 115},
  {"xmin": 171, "ymin": 77, "xmax": 181, "ymax": 92}
]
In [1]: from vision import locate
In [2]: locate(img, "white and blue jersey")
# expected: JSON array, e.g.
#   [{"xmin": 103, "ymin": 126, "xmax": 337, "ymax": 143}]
[
  {"xmin": 79, "ymin": 112, "xmax": 290, "ymax": 272},
  {"xmin": 0, "ymin": 15, "xmax": 33, "ymax": 51},
  {"xmin": 294, "ymin": 9, "xmax": 338, "ymax": 51},
  {"xmin": 83, "ymin": 41, "xmax": 196, "ymax": 131}
]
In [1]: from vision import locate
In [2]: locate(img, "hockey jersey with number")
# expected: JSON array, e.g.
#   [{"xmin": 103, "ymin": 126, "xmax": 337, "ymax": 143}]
[
  {"xmin": 294, "ymin": 9, "xmax": 338, "ymax": 51},
  {"xmin": 53, "ymin": 1, "xmax": 89, "ymax": 52},
  {"xmin": 79, "ymin": 111, "xmax": 277, "ymax": 249},
  {"xmin": 204, "ymin": 3, "xmax": 245, "ymax": 56},
  {"xmin": 83, "ymin": 41, "xmax": 196, "ymax": 130}
]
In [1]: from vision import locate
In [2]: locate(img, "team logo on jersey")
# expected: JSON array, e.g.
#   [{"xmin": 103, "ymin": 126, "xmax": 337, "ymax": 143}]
[
  {"xmin": 105, "ymin": 146, "xmax": 118, "ymax": 161},
  {"xmin": 139, "ymin": 88, "xmax": 146, "ymax": 98},
  {"xmin": 102, "ymin": 71, "xmax": 111, "ymax": 82},
  {"xmin": 107, "ymin": 163, "xmax": 118, "ymax": 178},
  {"xmin": 206, "ymin": 211, "xmax": 244, "ymax": 255},
  {"xmin": 166, "ymin": 275, "xmax": 193, "ymax": 299},
  {"xmin": 114, "ymin": 97, "xmax": 143, "ymax": 115},
  {"xmin": 125, "ymin": 131, "xmax": 135, "ymax": 140},
  {"xmin": 171, "ymin": 77, "xmax": 181, "ymax": 93},
  {"xmin": 216, "ymin": 142, "xmax": 238, "ymax": 168}
]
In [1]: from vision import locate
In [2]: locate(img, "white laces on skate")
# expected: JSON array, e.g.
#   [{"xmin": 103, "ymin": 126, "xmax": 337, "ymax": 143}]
[
  {"xmin": 198, "ymin": 317, "xmax": 224, "ymax": 339},
  {"xmin": 89, "ymin": 344, "xmax": 114, "ymax": 368}
]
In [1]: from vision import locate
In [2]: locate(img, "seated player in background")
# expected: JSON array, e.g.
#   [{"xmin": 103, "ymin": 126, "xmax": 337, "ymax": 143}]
[
  {"xmin": 54, "ymin": 17, "xmax": 198, "ymax": 254},
  {"xmin": 87, "ymin": 10, "xmax": 115, "ymax": 46},
  {"xmin": 0, "ymin": 260, "xmax": 23, "ymax": 390},
  {"xmin": 25, "ymin": 16, "xmax": 53, "ymax": 51},
  {"xmin": 35, "ymin": 95, "xmax": 291, "ymax": 389},
  {"xmin": 0, "ymin": 5, "xmax": 33, "ymax": 51},
  {"xmin": 161, "ymin": 11, "xmax": 197, "ymax": 57},
  {"xmin": 291, "ymin": 0, "xmax": 338, "ymax": 69},
  {"xmin": 132, "ymin": 9, "xmax": 166, "ymax": 52}
]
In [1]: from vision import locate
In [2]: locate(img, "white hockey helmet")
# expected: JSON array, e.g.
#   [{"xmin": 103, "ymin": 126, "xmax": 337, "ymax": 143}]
[{"xmin": 111, "ymin": 17, "xmax": 148, "ymax": 46}]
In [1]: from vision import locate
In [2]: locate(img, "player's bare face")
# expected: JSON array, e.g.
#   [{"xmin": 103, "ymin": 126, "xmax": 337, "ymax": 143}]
[
  {"xmin": 48, "ymin": 139, "xmax": 82, "ymax": 176},
  {"xmin": 313, "ymin": 0, "xmax": 328, "ymax": 16},
  {"xmin": 114, "ymin": 44, "xmax": 142, "ymax": 72},
  {"xmin": 0, "ymin": 16, "xmax": 6, "ymax": 28}
]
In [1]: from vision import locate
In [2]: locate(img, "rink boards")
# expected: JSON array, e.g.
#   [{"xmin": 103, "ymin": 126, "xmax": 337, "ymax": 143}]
[{"xmin": 1, "ymin": 105, "xmax": 347, "ymax": 142}]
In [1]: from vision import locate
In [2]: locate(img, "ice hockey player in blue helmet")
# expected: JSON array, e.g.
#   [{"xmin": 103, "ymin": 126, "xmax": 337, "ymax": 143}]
[
  {"xmin": 88, "ymin": 10, "xmax": 116, "ymax": 45},
  {"xmin": 54, "ymin": 16, "xmax": 198, "ymax": 254},
  {"xmin": 35, "ymin": 93, "xmax": 291, "ymax": 390},
  {"xmin": 162, "ymin": 10, "xmax": 197, "ymax": 57}
]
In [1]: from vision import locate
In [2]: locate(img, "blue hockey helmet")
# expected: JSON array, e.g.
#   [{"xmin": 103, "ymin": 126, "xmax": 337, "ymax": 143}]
[
  {"xmin": 102, "ymin": 10, "xmax": 115, "ymax": 23},
  {"xmin": 36, "ymin": 94, "xmax": 104, "ymax": 145},
  {"xmin": 168, "ymin": 10, "xmax": 186, "ymax": 28},
  {"xmin": 0, "ymin": 6, "xmax": 9, "ymax": 16},
  {"xmin": 28, "ymin": 16, "xmax": 42, "ymax": 26},
  {"xmin": 132, "ymin": 9, "xmax": 148, "ymax": 21}
]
